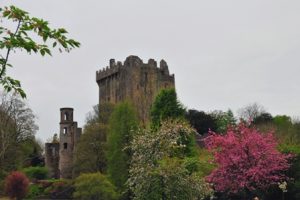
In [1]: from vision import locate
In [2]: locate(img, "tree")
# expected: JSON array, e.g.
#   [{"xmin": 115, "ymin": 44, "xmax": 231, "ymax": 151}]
[
  {"xmin": 210, "ymin": 109, "xmax": 236, "ymax": 133},
  {"xmin": 5, "ymin": 171, "xmax": 29, "ymax": 200},
  {"xmin": 74, "ymin": 103, "xmax": 114, "ymax": 175},
  {"xmin": 107, "ymin": 102, "xmax": 138, "ymax": 198},
  {"xmin": 253, "ymin": 112, "xmax": 273, "ymax": 125},
  {"xmin": 150, "ymin": 88, "xmax": 185, "ymax": 129},
  {"xmin": 204, "ymin": 123, "xmax": 292, "ymax": 197},
  {"xmin": 74, "ymin": 124, "xmax": 108, "ymax": 174},
  {"xmin": 128, "ymin": 120, "xmax": 213, "ymax": 200},
  {"xmin": 238, "ymin": 103, "xmax": 266, "ymax": 122},
  {"xmin": 0, "ymin": 93, "xmax": 38, "ymax": 172},
  {"xmin": 74, "ymin": 173, "xmax": 118, "ymax": 200},
  {"xmin": 0, "ymin": 5, "xmax": 80, "ymax": 97},
  {"xmin": 186, "ymin": 109, "xmax": 217, "ymax": 135},
  {"xmin": 273, "ymin": 115, "xmax": 292, "ymax": 128},
  {"xmin": 85, "ymin": 103, "xmax": 115, "ymax": 126}
]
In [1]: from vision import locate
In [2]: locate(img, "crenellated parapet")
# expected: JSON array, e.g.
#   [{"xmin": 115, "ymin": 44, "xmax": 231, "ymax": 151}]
[
  {"xmin": 96, "ymin": 64, "xmax": 120, "ymax": 81},
  {"xmin": 96, "ymin": 55, "xmax": 173, "ymax": 82}
]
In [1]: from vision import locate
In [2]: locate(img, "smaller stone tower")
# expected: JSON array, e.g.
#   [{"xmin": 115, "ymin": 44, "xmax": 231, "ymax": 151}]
[
  {"xmin": 45, "ymin": 136, "xmax": 59, "ymax": 179},
  {"xmin": 59, "ymin": 108, "xmax": 81, "ymax": 179}
]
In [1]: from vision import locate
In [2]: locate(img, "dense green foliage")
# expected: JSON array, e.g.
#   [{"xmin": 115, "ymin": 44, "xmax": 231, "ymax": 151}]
[
  {"xmin": 128, "ymin": 120, "xmax": 213, "ymax": 200},
  {"xmin": 22, "ymin": 167, "xmax": 48, "ymax": 180},
  {"xmin": 74, "ymin": 173, "xmax": 118, "ymax": 200},
  {"xmin": 151, "ymin": 88, "xmax": 185, "ymax": 129},
  {"xmin": 74, "ymin": 126, "xmax": 107, "ymax": 174},
  {"xmin": 107, "ymin": 102, "xmax": 138, "ymax": 197},
  {"xmin": 210, "ymin": 110, "xmax": 236, "ymax": 133},
  {"xmin": 186, "ymin": 109, "xmax": 217, "ymax": 134},
  {"xmin": 74, "ymin": 103, "xmax": 114, "ymax": 175}
]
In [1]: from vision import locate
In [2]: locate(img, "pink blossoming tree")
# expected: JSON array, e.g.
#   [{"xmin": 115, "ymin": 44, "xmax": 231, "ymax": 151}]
[{"xmin": 204, "ymin": 123, "xmax": 291, "ymax": 195}]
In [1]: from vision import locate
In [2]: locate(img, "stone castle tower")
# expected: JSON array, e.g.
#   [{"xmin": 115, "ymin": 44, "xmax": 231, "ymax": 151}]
[
  {"xmin": 96, "ymin": 55, "xmax": 175, "ymax": 124},
  {"xmin": 45, "ymin": 140, "xmax": 59, "ymax": 178},
  {"xmin": 45, "ymin": 108, "xmax": 81, "ymax": 179}
]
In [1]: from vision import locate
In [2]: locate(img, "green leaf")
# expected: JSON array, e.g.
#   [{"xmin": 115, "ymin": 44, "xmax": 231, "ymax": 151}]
[
  {"xmin": 44, "ymin": 48, "xmax": 51, "ymax": 56},
  {"xmin": 3, "ymin": 10, "xmax": 11, "ymax": 17},
  {"xmin": 58, "ymin": 28, "xmax": 68, "ymax": 34},
  {"xmin": 18, "ymin": 88, "xmax": 27, "ymax": 98},
  {"xmin": 40, "ymin": 49, "xmax": 45, "ymax": 56}
]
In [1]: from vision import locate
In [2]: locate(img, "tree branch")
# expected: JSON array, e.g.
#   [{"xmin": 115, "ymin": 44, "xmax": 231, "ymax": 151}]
[{"xmin": 0, "ymin": 19, "xmax": 22, "ymax": 79}]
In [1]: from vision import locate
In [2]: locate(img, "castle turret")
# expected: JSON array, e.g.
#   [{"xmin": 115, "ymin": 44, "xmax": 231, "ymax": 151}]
[{"xmin": 59, "ymin": 108, "xmax": 81, "ymax": 179}]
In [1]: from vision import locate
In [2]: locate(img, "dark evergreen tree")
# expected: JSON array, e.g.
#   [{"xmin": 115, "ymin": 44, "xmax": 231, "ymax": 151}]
[
  {"xmin": 150, "ymin": 88, "xmax": 185, "ymax": 129},
  {"xmin": 186, "ymin": 109, "xmax": 217, "ymax": 135}
]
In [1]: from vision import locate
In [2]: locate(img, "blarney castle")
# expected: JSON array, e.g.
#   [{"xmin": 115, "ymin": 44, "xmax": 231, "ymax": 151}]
[{"xmin": 45, "ymin": 55, "xmax": 175, "ymax": 178}]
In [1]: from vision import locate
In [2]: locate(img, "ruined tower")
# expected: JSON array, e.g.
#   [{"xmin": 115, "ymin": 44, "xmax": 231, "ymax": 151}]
[
  {"xmin": 45, "ymin": 108, "xmax": 82, "ymax": 179},
  {"xmin": 96, "ymin": 55, "xmax": 175, "ymax": 124},
  {"xmin": 45, "ymin": 139, "xmax": 59, "ymax": 179},
  {"xmin": 58, "ymin": 108, "xmax": 81, "ymax": 179}
]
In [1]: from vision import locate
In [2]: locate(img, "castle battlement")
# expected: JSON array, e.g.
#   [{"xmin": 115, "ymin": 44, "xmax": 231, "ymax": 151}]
[
  {"xmin": 96, "ymin": 64, "xmax": 120, "ymax": 80},
  {"xmin": 96, "ymin": 55, "xmax": 173, "ymax": 82}
]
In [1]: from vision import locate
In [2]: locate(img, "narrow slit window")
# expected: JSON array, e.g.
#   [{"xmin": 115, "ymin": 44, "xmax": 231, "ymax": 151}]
[
  {"xmin": 64, "ymin": 143, "xmax": 68, "ymax": 149},
  {"xmin": 63, "ymin": 127, "xmax": 67, "ymax": 134},
  {"xmin": 64, "ymin": 113, "xmax": 68, "ymax": 120},
  {"xmin": 52, "ymin": 147, "xmax": 56, "ymax": 156}
]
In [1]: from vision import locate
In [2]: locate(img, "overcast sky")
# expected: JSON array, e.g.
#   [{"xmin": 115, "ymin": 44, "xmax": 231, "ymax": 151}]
[{"xmin": 2, "ymin": 0, "xmax": 300, "ymax": 142}]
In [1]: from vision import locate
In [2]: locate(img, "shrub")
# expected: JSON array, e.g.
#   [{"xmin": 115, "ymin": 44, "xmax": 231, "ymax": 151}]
[
  {"xmin": 26, "ymin": 184, "xmax": 43, "ymax": 199},
  {"xmin": 5, "ymin": 171, "xmax": 30, "ymax": 200},
  {"xmin": 22, "ymin": 166, "xmax": 48, "ymax": 180},
  {"xmin": 47, "ymin": 179, "xmax": 74, "ymax": 199},
  {"xmin": 74, "ymin": 173, "xmax": 118, "ymax": 200},
  {"xmin": 24, "ymin": 179, "xmax": 73, "ymax": 199}
]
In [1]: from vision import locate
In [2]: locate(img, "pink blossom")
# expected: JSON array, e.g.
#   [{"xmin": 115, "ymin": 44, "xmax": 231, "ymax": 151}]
[{"xmin": 204, "ymin": 123, "xmax": 292, "ymax": 194}]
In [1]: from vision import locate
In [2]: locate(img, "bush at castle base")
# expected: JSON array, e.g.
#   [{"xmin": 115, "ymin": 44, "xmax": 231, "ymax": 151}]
[
  {"xmin": 22, "ymin": 166, "xmax": 48, "ymax": 181},
  {"xmin": 5, "ymin": 171, "xmax": 29, "ymax": 200},
  {"xmin": 74, "ymin": 173, "xmax": 118, "ymax": 200}
]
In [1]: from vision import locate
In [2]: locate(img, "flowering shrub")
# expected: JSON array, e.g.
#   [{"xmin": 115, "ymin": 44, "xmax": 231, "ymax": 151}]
[
  {"xmin": 5, "ymin": 171, "xmax": 29, "ymax": 200},
  {"xmin": 128, "ymin": 120, "xmax": 213, "ymax": 200},
  {"xmin": 205, "ymin": 123, "xmax": 292, "ymax": 194}
]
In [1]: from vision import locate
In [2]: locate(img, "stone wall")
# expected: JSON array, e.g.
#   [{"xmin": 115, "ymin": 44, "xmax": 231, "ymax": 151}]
[
  {"xmin": 45, "ymin": 143, "xmax": 59, "ymax": 179},
  {"xmin": 96, "ymin": 55, "xmax": 175, "ymax": 124}
]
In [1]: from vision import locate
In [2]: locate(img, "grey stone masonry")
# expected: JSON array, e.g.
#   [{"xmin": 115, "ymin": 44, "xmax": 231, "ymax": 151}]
[{"xmin": 96, "ymin": 55, "xmax": 175, "ymax": 124}]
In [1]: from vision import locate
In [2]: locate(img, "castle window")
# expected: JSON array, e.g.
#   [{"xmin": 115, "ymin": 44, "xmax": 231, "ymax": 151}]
[
  {"xmin": 64, "ymin": 113, "xmax": 68, "ymax": 121},
  {"xmin": 52, "ymin": 147, "xmax": 56, "ymax": 156},
  {"xmin": 63, "ymin": 127, "xmax": 67, "ymax": 134},
  {"xmin": 64, "ymin": 143, "xmax": 68, "ymax": 149}
]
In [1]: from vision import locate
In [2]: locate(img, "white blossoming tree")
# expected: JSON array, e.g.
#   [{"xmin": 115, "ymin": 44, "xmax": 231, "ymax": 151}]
[{"xmin": 128, "ymin": 119, "xmax": 213, "ymax": 200}]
